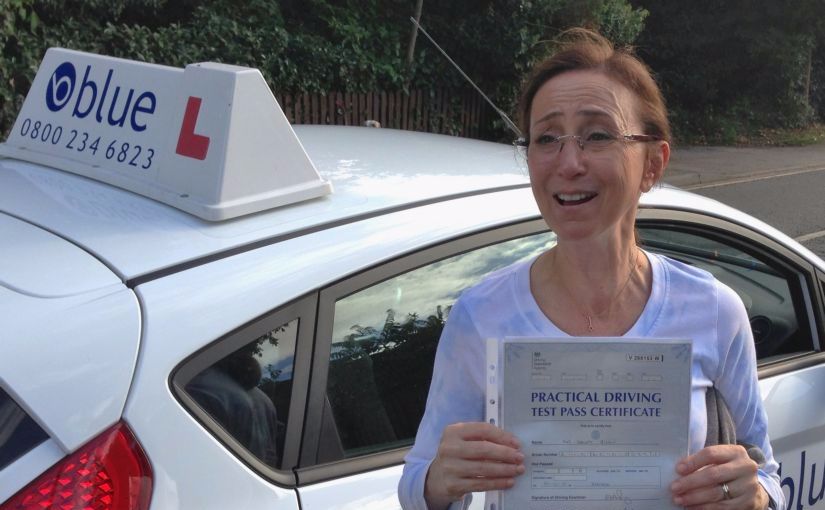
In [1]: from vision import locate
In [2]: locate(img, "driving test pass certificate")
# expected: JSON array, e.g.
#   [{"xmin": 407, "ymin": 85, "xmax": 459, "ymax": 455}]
[{"xmin": 487, "ymin": 338, "xmax": 691, "ymax": 510}]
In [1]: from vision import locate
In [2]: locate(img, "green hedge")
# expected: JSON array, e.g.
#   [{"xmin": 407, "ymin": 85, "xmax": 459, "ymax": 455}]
[
  {"xmin": 632, "ymin": 0, "xmax": 825, "ymax": 143},
  {"xmin": 0, "ymin": 0, "xmax": 648, "ymax": 140},
  {"xmin": 4, "ymin": 0, "xmax": 824, "ymax": 144}
]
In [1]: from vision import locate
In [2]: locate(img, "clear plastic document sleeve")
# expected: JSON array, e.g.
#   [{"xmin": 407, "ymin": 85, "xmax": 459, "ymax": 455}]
[{"xmin": 486, "ymin": 337, "xmax": 692, "ymax": 510}]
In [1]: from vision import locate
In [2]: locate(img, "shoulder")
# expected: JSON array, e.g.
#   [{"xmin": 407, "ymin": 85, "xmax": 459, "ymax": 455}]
[
  {"xmin": 651, "ymin": 252, "xmax": 744, "ymax": 312},
  {"xmin": 651, "ymin": 252, "xmax": 749, "ymax": 351},
  {"xmin": 651, "ymin": 252, "xmax": 716, "ymax": 288}
]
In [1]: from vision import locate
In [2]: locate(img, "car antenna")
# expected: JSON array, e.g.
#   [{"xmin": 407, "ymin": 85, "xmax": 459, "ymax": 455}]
[{"xmin": 409, "ymin": 16, "xmax": 522, "ymax": 139}]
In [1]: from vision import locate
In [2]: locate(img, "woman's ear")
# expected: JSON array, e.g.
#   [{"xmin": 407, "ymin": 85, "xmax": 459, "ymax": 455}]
[{"xmin": 641, "ymin": 141, "xmax": 670, "ymax": 192}]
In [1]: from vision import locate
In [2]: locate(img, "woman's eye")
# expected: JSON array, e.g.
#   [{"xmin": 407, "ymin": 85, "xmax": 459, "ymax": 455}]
[
  {"xmin": 535, "ymin": 134, "xmax": 559, "ymax": 145},
  {"xmin": 586, "ymin": 131, "xmax": 614, "ymax": 142}
]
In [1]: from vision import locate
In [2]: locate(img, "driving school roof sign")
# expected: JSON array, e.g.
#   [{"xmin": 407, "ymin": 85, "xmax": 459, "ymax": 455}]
[{"xmin": 0, "ymin": 48, "xmax": 332, "ymax": 221}]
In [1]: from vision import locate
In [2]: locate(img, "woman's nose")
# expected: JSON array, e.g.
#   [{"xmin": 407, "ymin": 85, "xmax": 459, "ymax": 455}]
[{"xmin": 554, "ymin": 138, "xmax": 587, "ymax": 178}]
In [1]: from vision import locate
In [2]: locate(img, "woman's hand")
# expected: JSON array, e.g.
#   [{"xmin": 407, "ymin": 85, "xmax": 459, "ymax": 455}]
[
  {"xmin": 670, "ymin": 445, "xmax": 770, "ymax": 509},
  {"xmin": 424, "ymin": 422, "xmax": 525, "ymax": 510}
]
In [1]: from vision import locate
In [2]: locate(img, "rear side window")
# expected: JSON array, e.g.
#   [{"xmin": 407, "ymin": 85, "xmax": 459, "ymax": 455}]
[
  {"xmin": 179, "ymin": 318, "xmax": 299, "ymax": 470},
  {"xmin": 0, "ymin": 387, "xmax": 48, "ymax": 471}
]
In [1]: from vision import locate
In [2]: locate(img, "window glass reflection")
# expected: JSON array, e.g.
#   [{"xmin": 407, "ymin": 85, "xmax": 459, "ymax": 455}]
[
  {"xmin": 327, "ymin": 232, "xmax": 557, "ymax": 457},
  {"xmin": 186, "ymin": 320, "xmax": 298, "ymax": 469}
]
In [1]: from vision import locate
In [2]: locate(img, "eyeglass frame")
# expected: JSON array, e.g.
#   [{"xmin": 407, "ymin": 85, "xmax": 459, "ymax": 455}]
[{"xmin": 513, "ymin": 133, "xmax": 662, "ymax": 155}]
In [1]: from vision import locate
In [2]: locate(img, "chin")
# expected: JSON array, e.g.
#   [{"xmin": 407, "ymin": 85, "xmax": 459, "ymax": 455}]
[{"xmin": 548, "ymin": 225, "xmax": 599, "ymax": 243}]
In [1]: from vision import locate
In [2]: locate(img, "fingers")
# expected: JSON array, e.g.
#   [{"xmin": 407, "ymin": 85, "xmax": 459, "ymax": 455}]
[
  {"xmin": 673, "ymin": 445, "xmax": 757, "ymax": 491},
  {"xmin": 425, "ymin": 422, "xmax": 525, "ymax": 507},
  {"xmin": 445, "ymin": 422, "xmax": 521, "ymax": 449},
  {"xmin": 676, "ymin": 444, "xmax": 748, "ymax": 476},
  {"xmin": 674, "ymin": 478, "xmax": 763, "ymax": 509},
  {"xmin": 425, "ymin": 462, "xmax": 523, "ymax": 507},
  {"xmin": 671, "ymin": 445, "xmax": 764, "ymax": 509},
  {"xmin": 441, "ymin": 425, "xmax": 522, "ymax": 464},
  {"xmin": 673, "ymin": 480, "xmax": 735, "ymax": 508},
  {"xmin": 445, "ymin": 458, "xmax": 526, "ymax": 482}
]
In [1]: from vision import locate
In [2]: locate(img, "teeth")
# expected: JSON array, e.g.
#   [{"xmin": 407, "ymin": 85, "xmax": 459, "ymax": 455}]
[{"xmin": 556, "ymin": 192, "xmax": 595, "ymax": 201}]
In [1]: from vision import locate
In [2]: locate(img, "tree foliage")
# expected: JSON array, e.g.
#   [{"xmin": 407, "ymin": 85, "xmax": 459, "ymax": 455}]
[
  {"xmin": 631, "ymin": 0, "xmax": 825, "ymax": 143},
  {"xmin": 1, "ymin": 0, "xmax": 42, "ymax": 134},
  {"xmin": 9, "ymin": 0, "xmax": 824, "ymax": 144},
  {"xmin": 405, "ymin": 0, "xmax": 647, "ymax": 134},
  {"xmin": 328, "ymin": 305, "xmax": 450, "ymax": 446},
  {"xmin": 0, "ymin": 0, "xmax": 647, "ymax": 138}
]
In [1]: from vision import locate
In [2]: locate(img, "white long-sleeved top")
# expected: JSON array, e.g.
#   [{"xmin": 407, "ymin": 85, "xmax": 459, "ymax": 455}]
[{"xmin": 398, "ymin": 251, "xmax": 784, "ymax": 510}]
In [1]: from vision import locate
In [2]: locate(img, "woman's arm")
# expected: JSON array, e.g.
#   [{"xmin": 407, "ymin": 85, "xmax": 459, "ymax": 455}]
[{"xmin": 670, "ymin": 282, "xmax": 784, "ymax": 509}]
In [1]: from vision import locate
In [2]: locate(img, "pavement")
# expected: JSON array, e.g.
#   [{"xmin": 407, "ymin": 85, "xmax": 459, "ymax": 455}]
[{"xmin": 663, "ymin": 143, "xmax": 825, "ymax": 189}]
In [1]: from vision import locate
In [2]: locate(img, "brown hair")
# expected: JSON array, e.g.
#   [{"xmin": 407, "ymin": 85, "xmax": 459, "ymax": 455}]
[{"xmin": 518, "ymin": 28, "xmax": 670, "ymax": 143}]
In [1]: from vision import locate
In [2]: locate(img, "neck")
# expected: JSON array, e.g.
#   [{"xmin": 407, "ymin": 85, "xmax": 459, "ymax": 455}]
[
  {"xmin": 532, "ymin": 239, "xmax": 649, "ymax": 335},
  {"xmin": 551, "ymin": 239, "xmax": 639, "ymax": 295}
]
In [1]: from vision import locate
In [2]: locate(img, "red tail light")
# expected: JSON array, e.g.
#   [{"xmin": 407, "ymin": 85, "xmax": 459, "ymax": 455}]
[{"xmin": 1, "ymin": 422, "xmax": 152, "ymax": 510}]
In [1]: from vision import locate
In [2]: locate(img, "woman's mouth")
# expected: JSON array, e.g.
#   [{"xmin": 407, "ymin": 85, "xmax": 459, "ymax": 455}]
[{"xmin": 554, "ymin": 192, "xmax": 597, "ymax": 206}]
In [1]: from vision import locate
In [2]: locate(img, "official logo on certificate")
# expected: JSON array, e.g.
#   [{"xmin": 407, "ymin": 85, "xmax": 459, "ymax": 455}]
[{"xmin": 485, "ymin": 337, "xmax": 692, "ymax": 510}]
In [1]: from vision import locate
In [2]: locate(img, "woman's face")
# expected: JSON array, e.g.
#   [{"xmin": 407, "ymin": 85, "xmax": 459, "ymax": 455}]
[{"xmin": 526, "ymin": 69, "xmax": 666, "ymax": 244}]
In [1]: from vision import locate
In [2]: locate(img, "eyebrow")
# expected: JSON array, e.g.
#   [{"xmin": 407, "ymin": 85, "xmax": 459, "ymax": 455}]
[{"xmin": 531, "ymin": 109, "xmax": 615, "ymax": 128}]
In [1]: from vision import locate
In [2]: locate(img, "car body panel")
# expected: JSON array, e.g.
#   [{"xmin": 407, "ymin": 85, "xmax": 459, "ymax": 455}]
[
  {"xmin": 0, "ymin": 283, "xmax": 140, "ymax": 452},
  {"xmin": 123, "ymin": 406, "xmax": 300, "ymax": 510},
  {"xmin": 297, "ymin": 464, "xmax": 491, "ymax": 510},
  {"xmin": 760, "ymin": 364, "xmax": 825, "ymax": 507},
  {"xmin": 0, "ymin": 212, "xmax": 140, "ymax": 453},
  {"xmin": 0, "ymin": 212, "xmax": 120, "ymax": 296},
  {"xmin": 297, "ymin": 465, "xmax": 404, "ymax": 510}
]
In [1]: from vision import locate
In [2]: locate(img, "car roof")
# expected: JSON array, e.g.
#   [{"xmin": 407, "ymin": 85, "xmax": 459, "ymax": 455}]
[
  {"xmin": 0, "ymin": 126, "xmax": 530, "ymax": 281},
  {"xmin": 3, "ymin": 124, "xmax": 822, "ymax": 282}
]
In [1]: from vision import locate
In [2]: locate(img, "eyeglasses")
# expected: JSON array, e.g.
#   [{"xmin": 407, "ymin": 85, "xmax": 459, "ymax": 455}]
[{"xmin": 514, "ymin": 133, "xmax": 662, "ymax": 157}]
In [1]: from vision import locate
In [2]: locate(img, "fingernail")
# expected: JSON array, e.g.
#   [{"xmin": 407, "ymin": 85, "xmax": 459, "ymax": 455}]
[
  {"xmin": 516, "ymin": 453, "xmax": 525, "ymax": 462},
  {"xmin": 673, "ymin": 496, "xmax": 683, "ymax": 505},
  {"xmin": 516, "ymin": 465, "xmax": 526, "ymax": 474}
]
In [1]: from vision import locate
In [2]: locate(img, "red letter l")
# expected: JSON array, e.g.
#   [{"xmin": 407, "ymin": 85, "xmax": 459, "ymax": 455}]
[{"xmin": 176, "ymin": 96, "xmax": 210, "ymax": 161}]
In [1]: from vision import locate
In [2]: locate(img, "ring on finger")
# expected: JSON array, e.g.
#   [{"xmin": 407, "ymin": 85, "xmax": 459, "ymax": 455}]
[{"xmin": 721, "ymin": 482, "xmax": 732, "ymax": 500}]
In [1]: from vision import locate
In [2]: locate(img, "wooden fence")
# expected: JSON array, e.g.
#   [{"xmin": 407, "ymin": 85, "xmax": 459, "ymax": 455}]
[{"xmin": 274, "ymin": 89, "xmax": 494, "ymax": 139}]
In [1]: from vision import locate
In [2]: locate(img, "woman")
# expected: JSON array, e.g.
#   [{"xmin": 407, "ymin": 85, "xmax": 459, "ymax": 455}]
[{"xmin": 398, "ymin": 29, "xmax": 783, "ymax": 510}]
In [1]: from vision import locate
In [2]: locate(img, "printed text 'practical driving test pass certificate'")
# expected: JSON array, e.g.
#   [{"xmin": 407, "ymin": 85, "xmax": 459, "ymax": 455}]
[{"xmin": 486, "ymin": 338, "xmax": 692, "ymax": 510}]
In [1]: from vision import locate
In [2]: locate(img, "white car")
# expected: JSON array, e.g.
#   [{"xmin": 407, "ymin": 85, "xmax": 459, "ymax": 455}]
[{"xmin": 1, "ymin": 50, "xmax": 823, "ymax": 510}]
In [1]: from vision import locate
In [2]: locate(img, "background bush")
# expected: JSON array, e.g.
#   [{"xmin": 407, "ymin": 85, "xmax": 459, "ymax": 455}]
[
  {"xmin": 631, "ymin": 0, "xmax": 825, "ymax": 143},
  {"xmin": 0, "ymin": 0, "xmax": 646, "ymax": 139},
  {"xmin": 1, "ymin": 0, "xmax": 823, "ymax": 143}
]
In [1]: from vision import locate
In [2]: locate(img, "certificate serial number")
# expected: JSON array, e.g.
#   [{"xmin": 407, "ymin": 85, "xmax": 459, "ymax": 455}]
[
  {"xmin": 18, "ymin": 117, "xmax": 156, "ymax": 170},
  {"xmin": 626, "ymin": 353, "xmax": 664, "ymax": 362}
]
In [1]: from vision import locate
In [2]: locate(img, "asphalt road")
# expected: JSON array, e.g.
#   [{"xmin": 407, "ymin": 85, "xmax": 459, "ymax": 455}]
[
  {"xmin": 691, "ymin": 169, "xmax": 825, "ymax": 259},
  {"xmin": 664, "ymin": 144, "xmax": 825, "ymax": 260}
]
